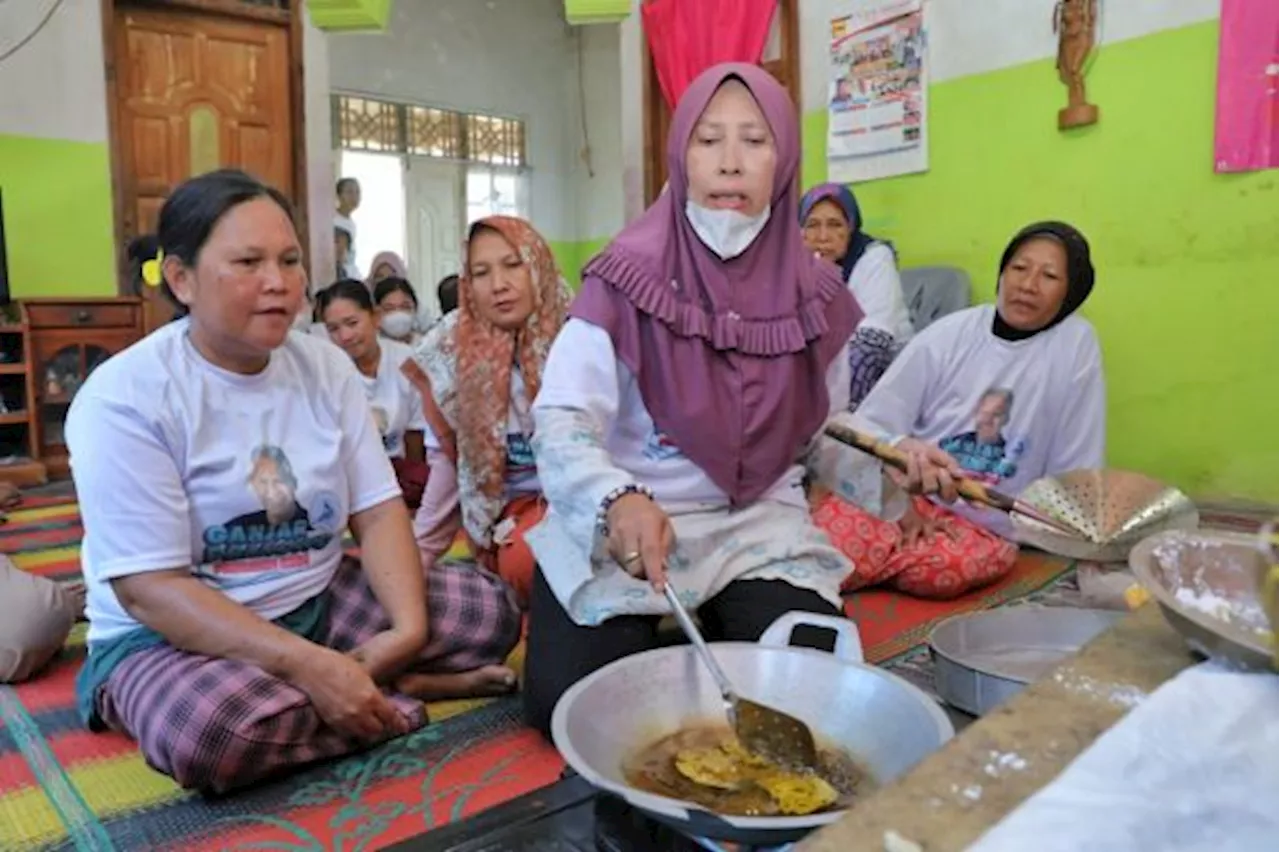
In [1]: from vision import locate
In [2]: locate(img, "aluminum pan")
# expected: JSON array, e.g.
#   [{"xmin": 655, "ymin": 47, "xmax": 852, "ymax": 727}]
[
  {"xmin": 929, "ymin": 607, "xmax": 1122, "ymax": 715},
  {"xmin": 1129, "ymin": 529, "xmax": 1272, "ymax": 670}
]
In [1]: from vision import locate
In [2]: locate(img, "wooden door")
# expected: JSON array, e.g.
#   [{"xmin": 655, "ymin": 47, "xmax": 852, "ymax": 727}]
[
  {"xmin": 112, "ymin": 5, "xmax": 295, "ymax": 332},
  {"xmin": 643, "ymin": 0, "xmax": 801, "ymax": 205}
]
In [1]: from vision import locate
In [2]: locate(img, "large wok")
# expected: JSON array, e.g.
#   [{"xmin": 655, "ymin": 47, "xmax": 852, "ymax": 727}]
[{"xmin": 551, "ymin": 611, "xmax": 954, "ymax": 846}]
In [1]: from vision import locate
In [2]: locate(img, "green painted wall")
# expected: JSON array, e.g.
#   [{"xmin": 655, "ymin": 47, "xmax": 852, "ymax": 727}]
[
  {"xmin": 0, "ymin": 134, "xmax": 117, "ymax": 298},
  {"xmin": 0, "ymin": 128, "xmax": 608, "ymax": 301},
  {"xmin": 802, "ymin": 21, "xmax": 1278, "ymax": 504},
  {"xmin": 549, "ymin": 237, "xmax": 610, "ymax": 290}
]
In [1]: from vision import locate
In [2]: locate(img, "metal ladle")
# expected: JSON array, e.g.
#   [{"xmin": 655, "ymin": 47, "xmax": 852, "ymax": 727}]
[{"xmin": 661, "ymin": 579, "xmax": 819, "ymax": 771}]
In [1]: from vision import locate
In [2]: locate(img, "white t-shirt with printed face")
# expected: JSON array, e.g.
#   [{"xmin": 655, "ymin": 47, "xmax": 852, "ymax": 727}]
[
  {"xmin": 853, "ymin": 304, "xmax": 1106, "ymax": 536},
  {"xmin": 67, "ymin": 320, "xmax": 403, "ymax": 644},
  {"xmin": 361, "ymin": 338, "xmax": 427, "ymax": 459},
  {"xmin": 422, "ymin": 366, "xmax": 540, "ymax": 499}
]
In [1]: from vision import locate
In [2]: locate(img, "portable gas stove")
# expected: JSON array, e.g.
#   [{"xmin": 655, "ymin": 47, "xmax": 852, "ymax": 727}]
[{"xmin": 386, "ymin": 769, "xmax": 799, "ymax": 852}]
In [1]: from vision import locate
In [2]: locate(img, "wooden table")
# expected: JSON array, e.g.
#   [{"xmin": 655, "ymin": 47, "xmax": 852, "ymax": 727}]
[{"xmin": 799, "ymin": 604, "xmax": 1196, "ymax": 852}]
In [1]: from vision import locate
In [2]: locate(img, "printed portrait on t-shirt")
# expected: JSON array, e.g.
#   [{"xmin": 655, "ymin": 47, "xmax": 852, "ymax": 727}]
[
  {"xmin": 940, "ymin": 387, "xmax": 1026, "ymax": 484},
  {"xmin": 506, "ymin": 433, "xmax": 536, "ymax": 480},
  {"xmin": 199, "ymin": 444, "xmax": 336, "ymax": 572},
  {"xmin": 370, "ymin": 405, "xmax": 392, "ymax": 450}
]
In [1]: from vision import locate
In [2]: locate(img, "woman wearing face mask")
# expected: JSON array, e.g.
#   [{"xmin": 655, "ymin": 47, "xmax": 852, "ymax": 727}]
[
  {"xmin": 319, "ymin": 280, "xmax": 429, "ymax": 508},
  {"xmin": 801, "ymin": 183, "xmax": 914, "ymax": 408},
  {"xmin": 402, "ymin": 215, "xmax": 570, "ymax": 622},
  {"xmin": 374, "ymin": 277, "xmax": 422, "ymax": 346},
  {"xmin": 520, "ymin": 64, "xmax": 959, "ymax": 738},
  {"xmin": 64, "ymin": 170, "xmax": 511, "ymax": 794},
  {"xmin": 812, "ymin": 221, "xmax": 1105, "ymax": 599}
]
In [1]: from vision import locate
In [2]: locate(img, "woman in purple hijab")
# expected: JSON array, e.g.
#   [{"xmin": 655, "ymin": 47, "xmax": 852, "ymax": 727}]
[
  {"xmin": 800, "ymin": 182, "xmax": 914, "ymax": 408},
  {"xmin": 519, "ymin": 64, "xmax": 958, "ymax": 737}
]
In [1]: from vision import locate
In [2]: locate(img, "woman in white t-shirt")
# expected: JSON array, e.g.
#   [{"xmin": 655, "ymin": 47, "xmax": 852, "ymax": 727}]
[
  {"xmin": 402, "ymin": 215, "xmax": 571, "ymax": 629},
  {"xmin": 66, "ymin": 170, "xmax": 520, "ymax": 794},
  {"xmin": 813, "ymin": 221, "xmax": 1106, "ymax": 599},
  {"xmin": 800, "ymin": 182, "xmax": 914, "ymax": 408},
  {"xmin": 318, "ymin": 279, "xmax": 429, "ymax": 508}
]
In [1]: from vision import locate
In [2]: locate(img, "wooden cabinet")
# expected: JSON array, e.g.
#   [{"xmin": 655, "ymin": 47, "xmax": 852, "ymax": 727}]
[
  {"xmin": 0, "ymin": 308, "xmax": 47, "ymax": 486},
  {"xmin": 25, "ymin": 298, "xmax": 145, "ymax": 478}
]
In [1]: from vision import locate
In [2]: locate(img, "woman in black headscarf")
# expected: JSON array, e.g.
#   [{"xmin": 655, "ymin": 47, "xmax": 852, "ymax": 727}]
[{"xmin": 810, "ymin": 221, "xmax": 1105, "ymax": 599}]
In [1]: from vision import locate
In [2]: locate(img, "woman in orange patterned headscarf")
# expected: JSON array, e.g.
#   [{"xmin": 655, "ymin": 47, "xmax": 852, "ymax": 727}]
[{"xmin": 403, "ymin": 216, "xmax": 571, "ymax": 644}]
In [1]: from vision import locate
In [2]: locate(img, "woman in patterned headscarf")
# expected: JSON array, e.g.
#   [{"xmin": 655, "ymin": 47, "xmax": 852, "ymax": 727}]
[{"xmin": 402, "ymin": 215, "xmax": 571, "ymax": 697}]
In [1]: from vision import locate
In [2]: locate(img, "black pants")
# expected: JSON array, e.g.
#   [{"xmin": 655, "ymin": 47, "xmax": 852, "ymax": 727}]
[{"xmin": 522, "ymin": 567, "xmax": 841, "ymax": 739}]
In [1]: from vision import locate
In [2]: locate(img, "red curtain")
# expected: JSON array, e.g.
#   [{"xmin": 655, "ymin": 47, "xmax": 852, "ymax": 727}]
[{"xmin": 642, "ymin": 0, "xmax": 778, "ymax": 108}]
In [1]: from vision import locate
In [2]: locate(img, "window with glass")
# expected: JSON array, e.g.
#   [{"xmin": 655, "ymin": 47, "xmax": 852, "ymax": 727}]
[
  {"xmin": 466, "ymin": 166, "xmax": 524, "ymax": 224},
  {"xmin": 332, "ymin": 94, "xmax": 530, "ymax": 310},
  {"xmin": 333, "ymin": 94, "xmax": 526, "ymax": 167}
]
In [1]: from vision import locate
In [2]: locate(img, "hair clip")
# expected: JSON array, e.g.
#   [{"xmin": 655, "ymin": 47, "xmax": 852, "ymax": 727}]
[{"xmin": 141, "ymin": 249, "xmax": 165, "ymax": 287}]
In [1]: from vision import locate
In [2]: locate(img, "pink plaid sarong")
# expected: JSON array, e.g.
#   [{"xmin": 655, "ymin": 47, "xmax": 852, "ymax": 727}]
[{"xmin": 93, "ymin": 557, "xmax": 519, "ymax": 794}]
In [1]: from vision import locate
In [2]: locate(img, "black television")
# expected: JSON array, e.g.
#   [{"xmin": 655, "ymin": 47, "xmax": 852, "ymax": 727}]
[{"xmin": 0, "ymin": 189, "xmax": 9, "ymax": 306}]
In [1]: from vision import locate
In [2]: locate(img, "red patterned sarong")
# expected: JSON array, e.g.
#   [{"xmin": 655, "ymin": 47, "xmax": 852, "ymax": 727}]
[{"xmin": 812, "ymin": 493, "xmax": 1018, "ymax": 600}]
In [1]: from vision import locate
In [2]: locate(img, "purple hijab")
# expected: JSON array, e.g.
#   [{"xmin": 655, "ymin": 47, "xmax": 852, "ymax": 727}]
[{"xmin": 571, "ymin": 63, "xmax": 860, "ymax": 506}]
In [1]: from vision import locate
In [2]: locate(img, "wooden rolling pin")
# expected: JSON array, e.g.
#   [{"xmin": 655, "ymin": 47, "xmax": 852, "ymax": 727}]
[{"xmin": 823, "ymin": 421, "xmax": 1080, "ymax": 537}]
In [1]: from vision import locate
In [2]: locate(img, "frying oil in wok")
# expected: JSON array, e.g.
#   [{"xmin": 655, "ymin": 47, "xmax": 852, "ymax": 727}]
[{"xmin": 621, "ymin": 724, "xmax": 874, "ymax": 817}]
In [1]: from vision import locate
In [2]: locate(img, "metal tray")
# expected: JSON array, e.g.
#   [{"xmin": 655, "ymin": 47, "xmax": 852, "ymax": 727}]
[
  {"xmin": 1130, "ymin": 529, "xmax": 1274, "ymax": 671},
  {"xmin": 929, "ymin": 607, "xmax": 1122, "ymax": 716}
]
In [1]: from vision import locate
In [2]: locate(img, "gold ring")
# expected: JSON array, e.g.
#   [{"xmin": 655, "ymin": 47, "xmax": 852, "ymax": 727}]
[{"xmin": 619, "ymin": 551, "xmax": 642, "ymax": 566}]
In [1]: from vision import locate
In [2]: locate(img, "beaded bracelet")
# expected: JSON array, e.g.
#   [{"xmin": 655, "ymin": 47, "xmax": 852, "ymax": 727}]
[{"xmin": 596, "ymin": 483, "xmax": 655, "ymax": 537}]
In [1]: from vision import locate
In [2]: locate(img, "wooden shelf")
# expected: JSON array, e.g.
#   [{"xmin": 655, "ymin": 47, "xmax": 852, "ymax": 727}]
[
  {"xmin": 0, "ymin": 305, "xmax": 46, "ymax": 485},
  {"xmin": 0, "ymin": 459, "xmax": 49, "ymax": 487},
  {"xmin": 20, "ymin": 298, "xmax": 142, "ymax": 481}
]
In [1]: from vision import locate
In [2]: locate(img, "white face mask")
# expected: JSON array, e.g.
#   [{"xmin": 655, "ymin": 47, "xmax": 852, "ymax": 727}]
[
  {"xmin": 379, "ymin": 310, "xmax": 415, "ymax": 339},
  {"xmin": 685, "ymin": 201, "xmax": 771, "ymax": 260}
]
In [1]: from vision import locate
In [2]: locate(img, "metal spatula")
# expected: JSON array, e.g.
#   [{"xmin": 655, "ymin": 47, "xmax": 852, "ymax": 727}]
[{"xmin": 661, "ymin": 580, "xmax": 819, "ymax": 771}]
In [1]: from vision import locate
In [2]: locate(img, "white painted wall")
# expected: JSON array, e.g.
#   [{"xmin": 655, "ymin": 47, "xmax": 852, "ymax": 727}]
[
  {"xmin": 616, "ymin": 0, "xmax": 1220, "ymax": 214},
  {"xmin": 618, "ymin": 3, "xmax": 648, "ymax": 223},
  {"xmin": 328, "ymin": 0, "xmax": 577, "ymax": 242},
  {"xmin": 0, "ymin": 0, "xmax": 336, "ymax": 270},
  {"xmin": 569, "ymin": 22, "xmax": 627, "ymax": 242},
  {"xmin": 327, "ymin": 0, "xmax": 627, "ymax": 245},
  {"xmin": 0, "ymin": 0, "xmax": 109, "ymax": 142},
  {"xmin": 798, "ymin": 0, "xmax": 1219, "ymax": 111},
  {"xmin": 302, "ymin": 13, "xmax": 336, "ymax": 281}
]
